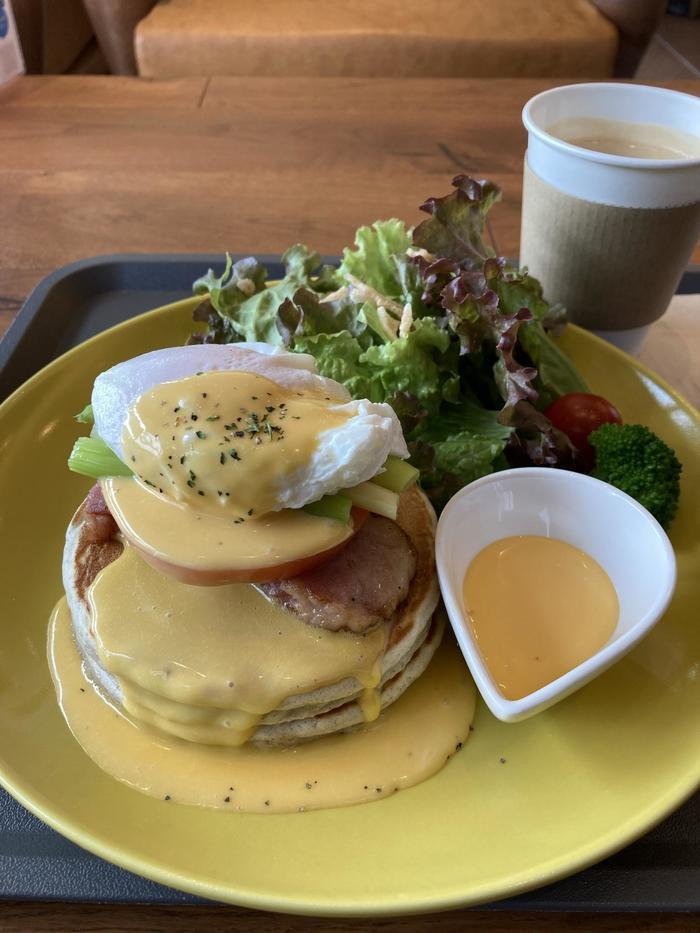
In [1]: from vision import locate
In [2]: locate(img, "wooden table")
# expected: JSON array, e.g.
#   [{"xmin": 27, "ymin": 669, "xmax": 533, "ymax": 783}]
[{"xmin": 0, "ymin": 75, "xmax": 698, "ymax": 932}]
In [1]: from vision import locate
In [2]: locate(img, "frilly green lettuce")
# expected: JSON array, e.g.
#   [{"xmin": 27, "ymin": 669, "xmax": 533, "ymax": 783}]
[{"xmin": 190, "ymin": 178, "xmax": 590, "ymax": 511}]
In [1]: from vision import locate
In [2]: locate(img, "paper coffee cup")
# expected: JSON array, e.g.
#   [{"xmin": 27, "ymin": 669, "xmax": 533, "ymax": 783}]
[{"xmin": 520, "ymin": 84, "xmax": 700, "ymax": 354}]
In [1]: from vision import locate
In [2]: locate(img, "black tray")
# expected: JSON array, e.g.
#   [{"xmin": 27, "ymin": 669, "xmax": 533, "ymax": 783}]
[{"xmin": 0, "ymin": 254, "xmax": 698, "ymax": 911}]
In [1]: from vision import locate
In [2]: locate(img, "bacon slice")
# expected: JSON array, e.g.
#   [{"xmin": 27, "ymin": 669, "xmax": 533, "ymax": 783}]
[
  {"xmin": 258, "ymin": 516, "xmax": 417, "ymax": 633},
  {"xmin": 74, "ymin": 487, "xmax": 417, "ymax": 633},
  {"xmin": 82, "ymin": 482, "xmax": 119, "ymax": 544}
]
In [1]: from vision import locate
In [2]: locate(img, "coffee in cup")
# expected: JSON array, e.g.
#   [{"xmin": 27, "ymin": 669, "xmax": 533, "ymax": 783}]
[{"xmin": 520, "ymin": 84, "xmax": 700, "ymax": 354}]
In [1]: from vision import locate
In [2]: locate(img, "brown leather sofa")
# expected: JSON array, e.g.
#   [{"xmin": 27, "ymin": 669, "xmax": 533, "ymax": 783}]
[
  {"xmin": 81, "ymin": 0, "xmax": 666, "ymax": 79},
  {"xmin": 134, "ymin": 0, "xmax": 618, "ymax": 79},
  {"xmin": 12, "ymin": 0, "xmax": 95, "ymax": 73}
]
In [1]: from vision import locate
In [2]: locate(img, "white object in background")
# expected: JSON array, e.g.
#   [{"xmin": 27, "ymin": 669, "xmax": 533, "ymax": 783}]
[
  {"xmin": 591, "ymin": 324, "xmax": 650, "ymax": 356},
  {"xmin": 520, "ymin": 84, "xmax": 700, "ymax": 353},
  {"xmin": 436, "ymin": 468, "xmax": 677, "ymax": 723},
  {"xmin": 0, "ymin": 0, "xmax": 24, "ymax": 86},
  {"xmin": 523, "ymin": 84, "xmax": 700, "ymax": 210}
]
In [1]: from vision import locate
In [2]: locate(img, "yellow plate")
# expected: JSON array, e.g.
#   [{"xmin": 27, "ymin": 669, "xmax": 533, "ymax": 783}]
[{"xmin": 0, "ymin": 297, "xmax": 698, "ymax": 916}]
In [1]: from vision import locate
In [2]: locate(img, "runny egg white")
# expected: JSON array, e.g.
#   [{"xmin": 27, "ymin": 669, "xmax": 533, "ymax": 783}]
[{"xmin": 92, "ymin": 343, "xmax": 409, "ymax": 514}]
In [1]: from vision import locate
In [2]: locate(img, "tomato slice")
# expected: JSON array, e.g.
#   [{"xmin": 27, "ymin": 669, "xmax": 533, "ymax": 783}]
[
  {"xmin": 101, "ymin": 476, "xmax": 369, "ymax": 587},
  {"xmin": 545, "ymin": 393, "xmax": 622, "ymax": 471},
  {"xmin": 129, "ymin": 507, "xmax": 368, "ymax": 586}
]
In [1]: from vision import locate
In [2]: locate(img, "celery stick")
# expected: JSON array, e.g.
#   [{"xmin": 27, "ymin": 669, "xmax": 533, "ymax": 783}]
[
  {"xmin": 342, "ymin": 481, "xmax": 399, "ymax": 520},
  {"xmin": 68, "ymin": 436, "xmax": 133, "ymax": 479},
  {"xmin": 74, "ymin": 404, "xmax": 94, "ymax": 424},
  {"xmin": 303, "ymin": 494, "xmax": 353, "ymax": 524},
  {"xmin": 372, "ymin": 456, "xmax": 419, "ymax": 493}
]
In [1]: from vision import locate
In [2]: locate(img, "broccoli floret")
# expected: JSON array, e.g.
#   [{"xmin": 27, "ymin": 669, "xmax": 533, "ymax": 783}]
[{"xmin": 589, "ymin": 423, "xmax": 681, "ymax": 530}]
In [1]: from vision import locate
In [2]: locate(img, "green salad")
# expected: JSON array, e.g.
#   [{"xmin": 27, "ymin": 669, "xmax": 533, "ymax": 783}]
[{"xmin": 187, "ymin": 175, "xmax": 681, "ymax": 524}]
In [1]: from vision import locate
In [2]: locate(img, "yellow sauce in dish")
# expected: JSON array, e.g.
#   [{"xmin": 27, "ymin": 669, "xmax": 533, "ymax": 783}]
[
  {"xmin": 463, "ymin": 535, "xmax": 618, "ymax": 700},
  {"xmin": 48, "ymin": 598, "xmax": 476, "ymax": 813},
  {"xmin": 87, "ymin": 545, "xmax": 388, "ymax": 745},
  {"xmin": 121, "ymin": 370, "xmax": 350, "ymax": 516}
]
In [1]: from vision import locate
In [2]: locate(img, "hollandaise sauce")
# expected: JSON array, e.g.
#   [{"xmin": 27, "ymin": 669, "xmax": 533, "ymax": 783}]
[
  {"xmin": 463, "ymin": 536, "xmax": 618, "ymax": 700},
  {"xmin": 101, "ymin": 476, "xmax": 355, "ymax": 576},
  {"xmin": 48, "ymin": 595, "xmax": 476, "ymax": 813},
  {"xmin": 88, "ymin": 546, "xmax": 388, "ymax": 745},
  {"xmin": 121, "ymin": 370, "xmax": 350, "ymax": 516}
]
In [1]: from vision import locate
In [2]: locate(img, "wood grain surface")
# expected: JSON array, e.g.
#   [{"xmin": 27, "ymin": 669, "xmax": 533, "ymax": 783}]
[
  {"xmin": 0, "ymin": 75, "xmax": 698, "ymax": 932},
  {"xmin": 0, "ymin": 75, "xmax": 698, "ymax": 402},
  {"xmin": 0, "ymin": 904, "xmax": 696, "ymax": 933}
]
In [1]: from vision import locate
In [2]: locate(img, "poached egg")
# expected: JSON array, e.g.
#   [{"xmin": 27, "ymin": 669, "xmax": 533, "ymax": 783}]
[{"xmin": 92, "ymin": 343, "xmax": 408, "ymax": 515}]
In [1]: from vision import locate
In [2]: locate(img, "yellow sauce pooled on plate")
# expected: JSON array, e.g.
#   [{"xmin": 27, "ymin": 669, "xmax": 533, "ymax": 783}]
[
  {"xmin": 48, "ymin": 599, "xmax": 476, "ymax": 814},
  {"xmin": 463, "ymin": 535, "xmax": 618, "ymax": 700}
]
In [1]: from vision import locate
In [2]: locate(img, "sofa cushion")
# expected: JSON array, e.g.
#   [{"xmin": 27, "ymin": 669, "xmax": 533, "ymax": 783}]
[{"xmin": 135, "ymin": 0, "xmax": 617, "ymax": 78}]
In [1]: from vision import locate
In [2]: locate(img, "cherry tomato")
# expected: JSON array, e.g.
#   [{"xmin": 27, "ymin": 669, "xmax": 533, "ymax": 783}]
[
  {"xmin": 129, "ymin": 507, "xmax": 369, "ymax": 586},
  {"xmin": 544, "ymin": 393, "xmax": 622, "ymax": 471}
]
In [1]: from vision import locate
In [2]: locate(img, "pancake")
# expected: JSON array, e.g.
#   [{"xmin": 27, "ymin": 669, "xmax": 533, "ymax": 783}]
[{"xmin": 62, "ymin": 484, "xmax": 443, "ymax": 747}]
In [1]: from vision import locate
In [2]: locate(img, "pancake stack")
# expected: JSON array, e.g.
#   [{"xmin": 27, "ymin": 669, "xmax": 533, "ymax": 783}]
[{"xmin": 63, "ymin": 484, "xmax": 442, "ymax": 747}]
